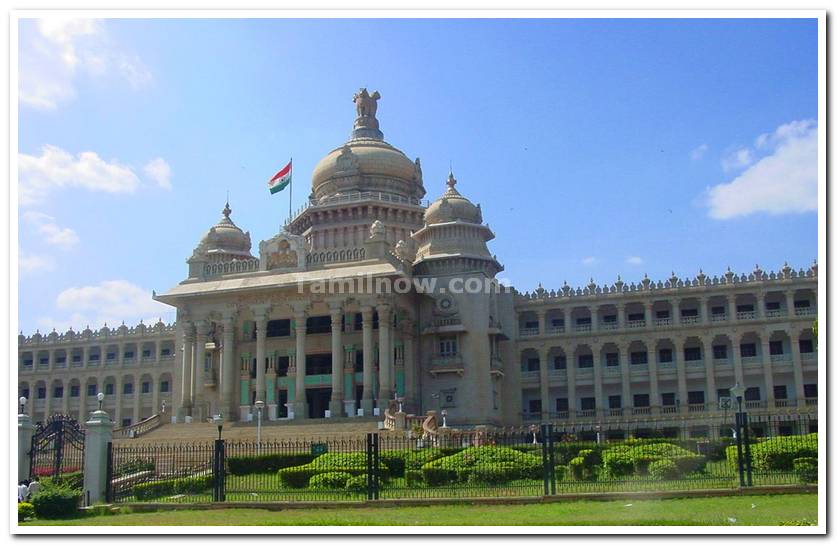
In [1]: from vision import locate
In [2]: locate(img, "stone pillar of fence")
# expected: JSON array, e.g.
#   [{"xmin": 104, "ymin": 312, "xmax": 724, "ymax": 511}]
[
  {"xmin": 83, "ymin": 408, "xmax": 114, "ymax": 505},
  {"xmin": 18, "ymin": 412, "xmax": 34, "ymax": 482}
]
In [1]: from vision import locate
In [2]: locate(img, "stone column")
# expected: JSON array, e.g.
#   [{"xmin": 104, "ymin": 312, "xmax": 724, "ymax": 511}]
[
  {"xmin": 44, "ymin": 382, "xmax": 52, "ymax": 419},
  {"xmin": 590, "ymin": 305, "xmax": 599, "ymax": 332},
  {"xmin": 728, "ymin": 295, "xmax": 738, "ymax": 323},
  {"xmin": 789, "ymin": 329, "xmax": 805, "ymax": 403},
  {"xmin": 221, "ymin": 314, "xmax": 236, "ymax": 420},
  {"xmin": 616, "ymin": 303, "xmax": 625, "ymax": 329},
  {"xmin": 671, "ymin": 298, "xmax": 681, "ymax": 326},
  {"xmin": 731, "ymin": 333, "xmax": 744, "ymax": 386},
  {"xmin": 760, "ymin": 335, "xmax": 775, "ymax": 409},
  {"xmin": 648, "ymin": 340, "xmax": 660, "ymax": 414},
  {"xmin": 699, "ymin": 296, "xmax": 709, "ymax": 325},
  {"xmin": 253, "ymin": 310, "xmax": 268, "ymax": 404},
  {"xmin": 376, "ymin": 303, "xmax": 393, "ymax": 406},
  {"xmin": 179, "ymin": 323, "xmax": 194, "ymax": 419},
  {"xmin": 343, "ymin": 346, "xmax": 357, "ymax": 417},
  {"xmin": 151, "ymin": 373, "xmax": 160, "ymax": 419},
  {"xmin": 193, "ymin": 321, "xmax": 209, "ymax": 421},
  {"xmin": 329, "ymin": 302, "xmax": 344, "ymax": 417},
  {"xmin": 360, "ymin": 305, "xmax": 375, "ymax": 414},
  {"xmin": 82, "ymin": 409, "xmax": 113, "ymax": 506},
  {"xmin": 48, "ymin": 349, "xmax": 55, "ymax": 372},
  {"xmin": 115, "ymin": 376, "xmax": 124, "ymax": 426},
  {"xmin": 619, "ymin": 342, "xmax": 631, "ymax": 412},
  {"xmin": 702, "ymin": 336, "xmax": 717, "ymax": 406},
  {"xmin": 644, "ymin": 302, "xmax": 654, "ymax": 327},
  {"xmin": 62, "ymin": 379, "xmax": 70, "ymax": 414},
  {"xmin": 118, "ymin": 342, "xmax": 125, "ymax": 366},
  {"xmin": 538, "ymin": 346, "xmax": 550, "ymax": 418},
  {"xmin": 785, "ymin": 290, "xmax": 796, "ymax": 317},
  {"xmin": 79, "ymin": 376, "xmax": 88, "ymax": 422},
  {"xmin": 133, "ymin": 378, "xmax": 141, "ymax": 424},
  {"xmin": 156, "ymin": 341, "xmax": 163, "ymax": 362},
  {"xmin": 293, "ymin": 305, "xmax": 308, "ymax": 419},
  {"xmin": 674, "ymin": 337, "xmax": 688, "ymax": 411},
  {"xmin": 537, "ymin": 309, "xmax": 546, "ymax": 335},
  {"xmin": 566, "ymin": 344, "xmax": 577, "ymax": 418},
  {"xmin": 403, "ymin": 329, "xmax": 417, "ymax": 409},
  {"xmin": 592, "ymin": 344, "xmax": 604, "ymax": 414},
  {"xmin": 18, "ymin": 412, "xmax": 34, "ymax": 482},
  {"xmin": 563, "ymin": 309, "xmax": 571, "ymax": 332}
]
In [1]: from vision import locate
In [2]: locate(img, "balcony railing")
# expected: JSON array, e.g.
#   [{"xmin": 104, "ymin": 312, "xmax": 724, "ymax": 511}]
[
  {"xmin": 631, "ymin": 363, "xmax": 649, "ymax": 372},
  {"xmin": 605, "ymin": 366, "xmax": 621, "ymax": 376},
  {"xmin": 160, "ymin": 354, "xmax": 175, "ymax": 361},
  {"xmin": 661, "ymin": 406, "xmax": 678, "ymax": 414},
  {"xmin": 521, "ymin": 370, "xmax": 539, "ymax": 380},
  {"xmin": 685, "ymin": 359, "xmax": 704, "ymax": 368},
  {"xmin": 654, "ymin": 318, "xmax": 672, "ymax": 327},
  {"xmin": 576, "ymin": 409, "xmax": 596, "ymax": 418},
  {"xmin": 681, "ymin": 316, "xmax": 700, "ymax": 325},
  {"xmin": 573, "ymin": 324, "xmax": 592, "ymax": 333},
  {"xmin": 658, "ymin": 361, "xmax": 675, "ymax": 369},
  {"xmin": 599, "ymin": 322, "xmax": 619, "ymax": 331},
  {"xmin": 770, "ymin": 354, "xmax": 791, "ymax": 363},
  {"xmin": 741, "ymin": 356, "xmax": 760, "ymax": 365},
  {"xmin": 795, "ymin": 307, "xmax": 816, "ymax": 316},
  {"xmin": 545, "ymin": 326, "xmax": 565, "ymax": 335},
  {"xmin": 547, "ymin": 368, "xmax": 566, "ymax": 377},
  {"xmin": 801, "ymin": 352, "xmax": 817, "ymax": 361},
  {"xmin": 607, "ymin": 408, "xmax": 623, "ymax": 417},
  {"xmin": 688, "ymin": 403, "xmax": 705, "ymax": 413},
  {"xmin": 745, "ymin": 400, "xmax": 766, "ymax": 409},
  {"xmin": 765, "ymin": 309, "xmax": 786, "ymax": 318},
  {"xmin": 736, "ymin": 311, "xmax": 756, "ymax": 320},
  {"xmin": 710, "ymin": 313, "xmax": 728, "ymax": 322},
  {"xmin": 626, "ymin": 319, "xmax": 646, "ymax": 329},
  {"xmin": 805, "ymin": 397, "xmax": 817, "ymax": 406},
  {"xmin": 519, "ymin": 327, "xmax": 539, "ymax": 337},
  {"xmin": 713, "ymin": 357, "xmax": 730, "ymax": 365},
  {"xmin": 632, "ymin": 407, "xmax": 651, "ymax": 415},
  {"xmin": 774, "ymin": 399, "xmax": 796, "ymax": 408}
]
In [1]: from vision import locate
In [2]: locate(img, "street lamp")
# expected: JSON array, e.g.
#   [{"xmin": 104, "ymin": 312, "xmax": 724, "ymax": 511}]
[
  {"xmin": 97, "ymin": 392, "xmax": 105, "ymax": 411},
  {"xmin": 254, "ymin": 400, "xmax": 265, "ymax": 448},
  {"xmin": 728, "ymin": 382, "xmax": 752, "ymax": 487},
  {"xmin": 440, "ymin": 409, "xmax": 448, "ymax": 428},
  {"xmin": 395, "ymin": 394, "xmax": 404, "ymax": 413},
  {"xmin": 213, "ymin": 414, "xmax": 224, "ymax": 440},
  {"xmin": 19, "ymin": 396, "xmax": 27, "ymax": 415},
  {"xmin": 161, "ymin": 400, "xmax": 167, "ymax": 414},
  {"xmin": 730, "ymin": 382, "xmax": 745, "ymax": 413}
]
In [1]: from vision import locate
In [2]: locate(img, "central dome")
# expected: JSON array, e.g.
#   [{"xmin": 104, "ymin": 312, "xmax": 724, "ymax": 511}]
[{"xmin": 310, "ymin": 89, "xmax": 425, "ymax": 202}]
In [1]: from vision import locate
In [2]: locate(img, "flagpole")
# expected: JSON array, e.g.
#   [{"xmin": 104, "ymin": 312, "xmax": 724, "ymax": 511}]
[{"xmin": 289, "ymin": 157, "xmax": 293, "ymax": 221}]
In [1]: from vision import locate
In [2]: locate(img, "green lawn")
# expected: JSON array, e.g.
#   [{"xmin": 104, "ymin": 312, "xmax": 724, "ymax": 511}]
[{"xmin": 21, "ymin": 493, "xmax": 818, "ymax": 526}]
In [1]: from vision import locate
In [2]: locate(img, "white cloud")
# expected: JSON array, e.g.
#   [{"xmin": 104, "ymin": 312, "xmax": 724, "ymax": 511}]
[
  {"xmin": 721, "ymin": 148, "xmax": 753, "ymax": 172},
  {"xmin": 690, "ymin": 144, "xmax": 708, "ymax": 161},
  {"xmin": 626, "ymin": 256, "xmax": 643, "ymax": 265},
  {"xmin": 143, "ymin": 158, "xmax": 172, "ymax": 190},
  {"xmin": 581, "ymin": 256, "xmax": 598, "ymax": 265},
  {"xmin": 37, "ymin": 280, "xmax": 171, "ymax": 331},
  {"xmin": 706, "ymin": 119, "xmax": 818, "ymax": 220},
  {"xmin": 19, "ymin": 18, "xmax": 151, "ymax": 110},
  {"xmin": 19, "ymin": 144, "xmax": 141, "ymax": 205},
  {"xmin": 19, "ymin": 252, "xmax": 55, "ymax": 274},
  {"xmin": 22, "ymin": 211, "xmax": 79, "ymax": 249}
]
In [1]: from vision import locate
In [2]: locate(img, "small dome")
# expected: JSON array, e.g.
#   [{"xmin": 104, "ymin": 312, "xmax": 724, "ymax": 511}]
[
  {"xmin": 424, "ymin": 171, "xmax": 482, "ymax": 225},
  {"xmin": 195, "ymin": 202, "xmax": 253, "ymax": 259}
]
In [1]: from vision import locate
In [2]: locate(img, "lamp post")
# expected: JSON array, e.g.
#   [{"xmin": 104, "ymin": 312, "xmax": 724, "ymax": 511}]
[
  {"xmin": 97, "ymin": 392, "xmax": 105, "ymax": 412},
  {"xmin": 254, "ymin": 400, "xmax": 265, "ymax": 449},
  {"xmin": 440, "ymin": 409, "xmax": 448, "ymax": 428},
  {"xmin": 395, "ymin": 395, "xmax": 404, "ymax": 413},
  {"xmin": 161, "ymin": 400, "xmax": 167, "ymax": 415},
  {"xmin": 213, "ymin": 414, "xmax": 224, "ymax": 440},
  {"xmin": 729, "ymin": 382, "xmax": 752, "ymax": 487},
  {"xmin": 19, "ymin": 396, "xmax": 27, "ymax": 415}
]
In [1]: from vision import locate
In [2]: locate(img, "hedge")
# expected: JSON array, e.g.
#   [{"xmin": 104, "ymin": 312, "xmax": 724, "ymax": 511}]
[
  {"xmin": 18, "ymin": 502, "xmax": 35, "ymax": 522},
  {"xmin": 309, "ymin": 471, "xmax": 353, "ymax": 490},
  {"xmin": 345, "ymin": 474, "xmax": 368, "ymax": 493},
  {"xmin": 724, "ymin": 434, "xmax": 817, "ymax": 471},
  {"xmin": 227, "ymin": 453, "xmax": 318, "ymax": 476},
  {"xmin": 31, "ymin": 487, "xmax": 81, "ymax": 519},
  {"xmin": 381, "ymin": 448, "xmax": 447, "ymax": 477},
  {"xmin": 602, "ymin": 442, "xmax": 706, "ymax": 477},
  {"xmin": 132, "ymin": 475, "xmax": 213, "ymax": 500},
  {"xmin": 420, "ymin": 446, "xmax": 542, "ymax": 485},
  {"xmin": 277, "ymin": 453, "xmax": 390, "ymax": 488},
  {"xmin": 41, "ymin": 471, "xmax": 83, "ymax": 491},
  {"xmin": 648, "ymin": 459, "xmax": 679, "ymax": 480},
  {"xmin": 793, "ymin": 456, "xmax": 817, "ymax": 484}
]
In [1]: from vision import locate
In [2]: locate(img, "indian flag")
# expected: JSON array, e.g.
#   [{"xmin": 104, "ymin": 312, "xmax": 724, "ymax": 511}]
[{"xmin": 268, "ymin": 160, "xmax": 292, "ymax": 194}]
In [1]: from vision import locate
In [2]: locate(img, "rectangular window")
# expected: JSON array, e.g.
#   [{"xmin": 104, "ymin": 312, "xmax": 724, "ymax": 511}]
[
  {"xmin": 555, "ymin": 398, "xmax": 569, "ymax": 412},
  {"xmin": 306, "ymin": 316, "xmax": 331, "ymax": 335},
  {"xmin": 39, "ymin": 357, "xmax": 48, "ymax": 365},
  {"xmin": 107, "ymin": 353, "xmax": 116, "ymax": 361},
  {"xmin": 354, "ymin": 313, "xmax": 363, "ymax": 331},
  {"xmin": 21, "ymin": 388, "xmax": 30, "ymax": 399},
  {"xmin": 22, "ymin": 358, "xmax": 33, "ymax": 366},
  {"xmin": 87, "ymin": 384, "xmax": 97, "ymax": 396},
  {"xmin": 141, "ymin": 382, "xmax": 151, "ymax": 394},
  {"xmin": 70, "ymin": 385, "xmax": 80, "ymax": 397},
  {"xmin": 736, "ymin": 304, "xmax": 755, "ymax": 313},
  {"xmin": 713, "ymin": 345, "xmax": 728, "ymax": 359},
  {"xmin": 661, "ymin": 392, "xmax": 676, "ymax": 406},
  {"xmin": 655, "ymin": 310, "xmax": 669, "ymax": 319},
  {"xmin": 605, "ymin": 352, "xmax": 619, "ymax": 367},
  {"xmin": 56, "ymin": 355, "xmax": 66, "ymax": 363},
  {"xmin": 577, "ymin": 354, "xmax": 593, "ymax": 368},
  {"xmin": 266, "ymin": 319, "xmax": 291, "ymax": 337},
  {"xmin": 799, "ymin": 339, "xmax": 814, "ymax": 353},
  {"xmin": 142, "ymin": 350, "xmax": 151, "ymax": 358},
  {"xmin": 355, "ymin": 350, "xmax": 364, "ymax": 373},
  {"xmin": 630, "ymin": 351, "xmax": 648, "ymax": 365},
  {"xmin": 124, "ymin": 351, "xmax": 134, "ymax": 359},
  {"xmin": 794, "ymin": 299, "xmax": 811, "ymax": 308},
  {"xmin": 161, "ymin": 348, "xmax": 171, "ymax": 356},
  {"xmin": 658, "ymin": 348, "xmax": 673, "ymax": 363},
  {"xmin": 526, "ymin": 358, "xmax": 540, "ymax": 372},
  {"xmin": 773, "ymin": 385, "xmax": 788, "ymax": 400},
  {"xmin": 687, "ymin": 391, "xmax": 705, "ymax": 404},
  {"xmin": 766, "ymin": 301, "xmax": 781, "ymax": 311},
  {"xmin": 89, "ymin": 353, "xmax": 100, "ymax": 361},
  {"xmin": 684, "ymin": 347, "xmax": 702, "ymax": 361},
  {"xmin": 608, "ymin": 395, "xmax": 621, "ymax": 409},
  {"xmin": 37, "ymin": 387, "xmax": 46, "ymax": 399},
  {"xmin": 305, "ymin": 354, "xmax": 332, "ymax": 375},
  {"xmin": 576, "ymin": 317, "xmax": 591, "ymax": 325},
  {"xmin": 439, "ymin": 336, "xmax": 458, "ymax": 357},
  {"xmin": 627, "ymin": 312, "xmax": 644, "ymax": 321},
  {"xmin": 122, "ymin": 418, "xmax": 132, "ymax": 428},
  {"xmin": 53, "ymin": 387, "xmax": 63, "ymax": 398},
  {"xmin": 602, "ymin": 315, "xmax": 617, "ymax": 323},
  {"xmin": 123, "ymin": 383, "xmax": 133, "ymax": 394},
  {"xmin": 550, "ymin": 318, "xmax": 565, "ymax": 328},
  {"xmin": 580, "ymin": 397, "xmax": 596, "ymax": 410},
  {"xmin": 160, "ymin": 381, "xmax": 170, "ymax": 393},
  {"xmin": 524, "ymin": 320, "xmax": 538, "ymax": 329},
  {"xmin": 740, "ymin": 343, "xmax": 757, "ymax": 357},
  {"xmin": 527, "ymin": 399, "xmax": 542, "ymax": 414},
  {"xmin": 744, "ymin": 387, "xmax": 760, "ymax": 401},
  {"xmin": 717, "ymin": 388, "xmax": 730, "ymax": 399},
  {"xmin": 769, "ymin": 341, "xmax": 784, "ymax": 355},
  {"xmin": 276, "ymin": 356, "xmax": 289, "ymax": 377},
  {"xmin": 105, "ymin": 384, "xmax": 114, "ymax": 395},
  {"xmin": 72, "ymin": 355, "xmax": 81, "ymax": 363},
  {"xmin": 681, "ymin": 308, "xmax": 698, "ymax": 317},
  {"xmin": 553, "ymin": 356, "xmax": 566, "ymax": 370},
  {"xmin": 711, "ymin": 306, "xmax": 726, "ymax": 315},
  {"xmin": 633, "ymin": 394, "xmax": 650, "ymax": 407},
  {"xmin": 804, "ymin": 383, "xmax": 817, "ymax": 398}
]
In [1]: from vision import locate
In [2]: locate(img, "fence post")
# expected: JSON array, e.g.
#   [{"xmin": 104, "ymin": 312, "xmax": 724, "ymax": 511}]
[
  {"xmin": 83, "ymin": 408, "xmax": 114, "ymax": 505},
  {"xmin": 372, "ymin": 433, "xmax": 380, "ymax": 500},
  {"xmin": 366, "ymin": 433, "xmax": 373, "ymax": 501},
  {"xmin": 742, "ymin": 412, "xmax": 753, "ymax": 486},
  {"xmin": 540, "ymin": 423, "xmax": 550, "ymax": 496},
  {"xmin": 18, "ymin": 412, "xmax": 34, "ymax": 482},
  {"xmin": 547, "ymin": 424, "xmax": 556, "ymax": 495},
  {"xmin": 734, "ymin": 412, "xmax": 745, "ymax": 487},
  {"xmin": 213, "ymin": 439, "xmax": 226, "ymax": 502},
  {"xmin": 104, "ymin": 443, "xmax": 113, "ymax": 503}
]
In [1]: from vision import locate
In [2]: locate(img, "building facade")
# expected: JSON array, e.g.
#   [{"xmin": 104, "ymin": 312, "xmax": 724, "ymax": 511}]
[{"xmin": 17, "ymin": 90, "xmax": 820, "ymax": 434}]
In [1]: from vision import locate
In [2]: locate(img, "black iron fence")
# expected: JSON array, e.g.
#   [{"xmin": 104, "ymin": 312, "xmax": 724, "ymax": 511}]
[{"xmin": 106, "ymin": 414, "xmax": 818, "ymax": 504}]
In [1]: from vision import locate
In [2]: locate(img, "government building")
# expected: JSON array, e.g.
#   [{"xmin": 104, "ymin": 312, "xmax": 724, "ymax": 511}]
[{"xmin": 17, "ymin": 89, "xmax": 820, "ymax": 437}]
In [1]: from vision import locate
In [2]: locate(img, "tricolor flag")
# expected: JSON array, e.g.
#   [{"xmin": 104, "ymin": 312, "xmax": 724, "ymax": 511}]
[{"xmin": 268, "ymin": 160, "xmax": 292, "ymax": 195}]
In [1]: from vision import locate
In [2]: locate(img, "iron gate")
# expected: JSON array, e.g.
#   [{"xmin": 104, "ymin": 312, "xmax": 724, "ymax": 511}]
[{"xmin": 29, "ymin": 414, "xmax": 85, "ymax": 481}]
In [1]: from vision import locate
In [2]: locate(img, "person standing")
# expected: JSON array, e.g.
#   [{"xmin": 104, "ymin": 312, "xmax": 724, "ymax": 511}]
[
  {"xmin": 27, "ymin": 477, "xmax": 41, "ymax": 499},
  {"xmin": 17, "ymin": 480, "xmax": 29, "ymax": 503}
]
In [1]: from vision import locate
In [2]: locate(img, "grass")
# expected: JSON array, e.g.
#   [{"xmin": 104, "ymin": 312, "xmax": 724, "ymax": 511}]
[{"xmin": 21, "ymin": 493, "xmax": 818, "ymax": 526}]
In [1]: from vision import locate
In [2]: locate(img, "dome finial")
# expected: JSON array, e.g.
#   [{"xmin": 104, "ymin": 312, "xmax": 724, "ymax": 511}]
[
  {"xmin": 447, "ymin": 168, "xmax": 457, "ymax": 189},
  {"xmin": 352, "ymin": 88, "xmax": 383, "ymax": 140},
  {"xmin": 222, "ymin": 201, "xmax": 232, "ymax": 219}
]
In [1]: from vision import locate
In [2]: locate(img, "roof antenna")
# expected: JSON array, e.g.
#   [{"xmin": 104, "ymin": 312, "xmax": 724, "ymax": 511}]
[{"xmin": 226, "ymin": 189, "xmax": 229, "ymax": 205}]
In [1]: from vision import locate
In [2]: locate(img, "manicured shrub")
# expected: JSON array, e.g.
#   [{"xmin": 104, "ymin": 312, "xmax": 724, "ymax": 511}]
[
  {"xmin": 421, "ymin": 467, "xmax": 458, "ymax": 486},
  {"xmin": 309, "ymin": 471, "xmax": 353, "ymax": 490},
  {"xmin": 467, "ymin": 465, "xmax": 519, "ymax": 485},
  {"xmin": 132, "ymin": 475, "xmax": 213, "ymax": 501},
  {"xmin": 725, "ymin": 434, "xmax": 817, "ymax": 471},
  {"xmin": 42, "ymin": 471, "xmax": 84, "ymax": 491},
  {"xmin": 648, "ymin": 459, "xmax": 679, "ymax": 480},
  {"xmin": 404, "ymin": 470, "xmax": 423, "ymax": 486},
  {"xmin": 601, "ymin": 450, "xmax": 634, "ymax": 478},
  {"xmin": 553, "ymin": 464, "xmax": 568, "ymax": 482},
  {"xmin": 276, "ymin": 453, "xmax": 390, "ymax": 488},
  {"xmin": 793, "ymin": 457, "xmax": 817, "ymax": 484},
  {"xmin": 567, "ymin": 449, "xmax": 600, "ymax": 481},
  {"xmin": 18, "ymin": 502, "xmax": 35, "ymax": 522},
  {"xmin": 345, "ymin": 474, "xmax": 368, "ymax": 493},
  {"xmin": 553, "ymin": 443, "xmax": 601, "ymax": 465},
  {"xmin": 381, "ymin": 448, "xmax": 445, "ymax": 477},
  {"xmin": 420, "ymin": 446, "xmax": 542, "ymax": 485},
  {"xmin": 227, "ymin": 453, "xmax": 317, "ymax": 476},
  {"xmin": 30, "ymin": 487, "xmax": 81, "ymax": 519}
]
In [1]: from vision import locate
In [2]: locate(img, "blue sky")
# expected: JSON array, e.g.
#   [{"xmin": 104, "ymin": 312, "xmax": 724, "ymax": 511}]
[{"xmin": 17, "ymin": 17, "xmax": 819, "ymax": 334}]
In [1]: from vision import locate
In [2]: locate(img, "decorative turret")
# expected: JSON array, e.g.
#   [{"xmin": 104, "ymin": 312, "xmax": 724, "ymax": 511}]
[{"xmin": 187, "ymin": 201, "xmax": 254, "ymax": 278}]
